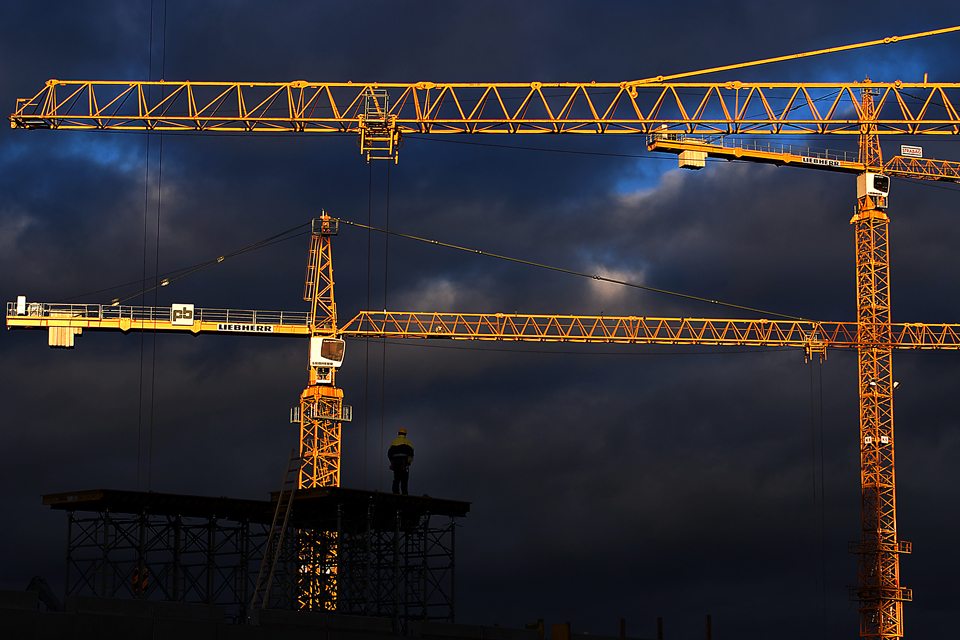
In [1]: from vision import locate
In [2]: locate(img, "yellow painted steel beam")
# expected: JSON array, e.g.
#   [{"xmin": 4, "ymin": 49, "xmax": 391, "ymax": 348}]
[
  {"xmin": 649, "ymin": 135, "xmax": 960, "ymax": 181},
  {"xmin": 11, "ymin": 80, "xmax": 960, "ymax": 136},
  {"xmin": 338, "ymin": 311, "xmax": 960, "ymax": 350},
  {"xmin": 884, "ymin": 155, "xmax": 960, "ymax": 181},
  {"xmin": 6, "ymin": 303, "xmax": 310, "ymax": 337},
  {"xmin": 648, "ymin": 136, "xmax": 866, "ymax": 173},
  {"xmin": 14, "ymin": 306, "xmax": 960, "ymax": 350}
]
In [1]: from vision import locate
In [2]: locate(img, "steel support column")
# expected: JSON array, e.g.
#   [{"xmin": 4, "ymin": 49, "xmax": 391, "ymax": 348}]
[
  {"xmin": 100, "ymin": 510, "xmax": 111, "ymax": 597},
  {"xmin": 394, "ymin": 510, "xmax": 401, "ymax": 634},
  {"xmin": 172, "ymin": 515, "xmax": 182, "ymax": 601},
  {"xmin": 365, "ymin": 505, "xmax": 372, "ymax": 614},
  {"xmin": 237, "ymin": 519, "xmax": 248, "ymax": 617},
  {"xmin": 64, "ymin": 511, "xmax": 73, "ymax": 605},
  {"xmin": 136, "ymin": 511, "xmax": 147, "ymax": 598},
  {"xmin": 450, "ymin": 519, "xmax": 456, "ymax": 623}
]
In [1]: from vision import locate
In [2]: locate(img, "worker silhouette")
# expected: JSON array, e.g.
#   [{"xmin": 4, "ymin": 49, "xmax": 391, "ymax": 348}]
[{"xmin": 388, "ymin": 428, "xmax": 415, "ymax": 495}]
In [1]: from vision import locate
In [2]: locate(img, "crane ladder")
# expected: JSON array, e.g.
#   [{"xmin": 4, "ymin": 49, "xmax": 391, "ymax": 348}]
[{"xmin": 250, "ymin": 449, "xmax": 300, "ymax": 610}]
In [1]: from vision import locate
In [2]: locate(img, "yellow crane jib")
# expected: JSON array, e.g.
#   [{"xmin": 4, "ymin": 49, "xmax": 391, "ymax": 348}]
[
  {"xmin": 647, "ymin": 133, "xmax": 960, "ymax": 183},
  {"xmin": 5, "ymin": 296, "xmax": 310, "ymax": 347},
  {"xmin": 11, "ymin": 79, "xmax": 960, "ymax": 141},
  {"xmin": 338, "ymin": 311, "xmax": 960, "ymax": 351}
]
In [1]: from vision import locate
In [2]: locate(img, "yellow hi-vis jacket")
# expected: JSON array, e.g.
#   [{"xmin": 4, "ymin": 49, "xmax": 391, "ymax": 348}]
[{"xmin": 387, "ymin": 436, "xmax": 414, "ymax": 470}]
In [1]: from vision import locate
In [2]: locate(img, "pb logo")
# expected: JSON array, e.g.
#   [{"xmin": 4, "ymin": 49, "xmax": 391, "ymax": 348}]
[{"xmin": 171, "ymin": 303, "xmax": 195, "ymax": 326}]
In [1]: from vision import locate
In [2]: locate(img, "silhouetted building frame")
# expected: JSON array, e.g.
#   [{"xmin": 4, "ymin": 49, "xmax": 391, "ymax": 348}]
[{"xmin": 45, "ymin": 488, "xmax": 468, "ymax": 628}]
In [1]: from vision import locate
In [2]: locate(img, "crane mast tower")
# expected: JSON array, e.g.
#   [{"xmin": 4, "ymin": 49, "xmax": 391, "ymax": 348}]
[
  {"xmin": 298, "ymin": 214, "xmax": 347, "ymax": 611},
  {"xmin": 300, "ymin": 214, "xmax": 346, "ymax": 490},
  {"xmin": 850, "ymin": 87, "xmax": 908, "ymax": 640}
]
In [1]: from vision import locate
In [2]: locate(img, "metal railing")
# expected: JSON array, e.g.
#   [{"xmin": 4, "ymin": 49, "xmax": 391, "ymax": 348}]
[
  {"xmin": 647, "ymin": 132, "xmax": 859, "ymax": 164},
  {"xmin": 7, "ymin": 302, "xmax": 310, "ymax": 327}
]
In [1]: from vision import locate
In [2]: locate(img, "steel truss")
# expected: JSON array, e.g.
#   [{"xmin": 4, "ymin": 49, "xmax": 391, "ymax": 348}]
[
  {"xmin": 49, "ymin": 488, "xmax": 466, "ymax": 628},
  {"xmin": 11, "ymin": 79, "xmax": 960, "ymax": 137},
  {"xmin": 849, "ymin": 205, "xmax": 911, "ymax": 638},
  {"xmin": 340, "ymin": 311, "xmax": 960, "ymax": 350},
  {"xmin": 299, "ymin": 215, "xmax": 344, "ymax": 490},
  {"xmin": 843, "ymin": 88, "xmax": 912, "ymax": 640},
  {"xmin": 273, "ymin": 505, "xmax": 457, "ymax": 629},
  {"xmin": 63, "ymin": 510, "xmax": 268, "ymax": 622}
]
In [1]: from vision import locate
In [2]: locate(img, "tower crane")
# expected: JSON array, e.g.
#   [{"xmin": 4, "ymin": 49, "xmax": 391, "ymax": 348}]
[
  {"xmin": 9, "ymin": 25, "xmax": 960, "ymax": 640},
  {"xmin": 8, "ymin": 224, "xmax": 350, "ymax": 497},
  {"xmin": 645, "ymin": 85, "xmax": 960, "ymax": 639},
  {"xmin": 8, "ymin": 216, "xmax": 348, "ymax": 491},
  {"xmin": 8, "ymin": 214, "xmax": 347, "ymax": 612}
]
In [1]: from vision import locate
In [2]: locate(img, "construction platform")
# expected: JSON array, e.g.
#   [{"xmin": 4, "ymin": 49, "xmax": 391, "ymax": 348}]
[{"xmin": 43, "ymin": 487, "xmax": 469, "ymax": 627}]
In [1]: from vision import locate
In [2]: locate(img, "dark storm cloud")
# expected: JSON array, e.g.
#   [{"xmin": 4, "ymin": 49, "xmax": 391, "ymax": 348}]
[{"xmin": 3, "ymin": 3, "xmax": 960, "ymax": 640}]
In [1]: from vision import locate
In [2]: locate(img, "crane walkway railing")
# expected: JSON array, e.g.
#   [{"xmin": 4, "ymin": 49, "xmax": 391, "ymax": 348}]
[
  {"xmin": 8, "ymin": 301, "xmax": 310, "ymax": 326},
  {"xmin": 7, "ymin": 301, "xmax": 311, "ymax": 346},
  {"xmin": 647, "ymin": 133, "xmax": 960, "ymax": 181},
  {"xmin": 646, "ymin": 132, "xmax": 860, "ymax": 164}
]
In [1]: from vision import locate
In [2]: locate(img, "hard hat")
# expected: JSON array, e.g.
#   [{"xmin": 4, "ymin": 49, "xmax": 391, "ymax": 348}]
[{"xmin": 398, "ymin": 428, "xmax": 407, "ymax": 435}]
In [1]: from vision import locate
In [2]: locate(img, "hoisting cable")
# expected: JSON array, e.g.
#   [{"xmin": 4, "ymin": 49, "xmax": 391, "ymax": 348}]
[
  {"xmin": 336, "ymin": 218, "xmax": 815, "ymax": 323},
  {"xmin": 626, "ymin": 25, "xmax": 960, "ymax": 85},
  {"xmin": 63, "ymin": 213, "xmax": 810, "ymax": 325},
  {"xmin": 365, "ymin": 160, "xmax": 372, "ymax": 490},
  {"xmin": 136, "ymin": 0, "xmax": 159, "ymax": 492},
  {"xmin": 809, "ymin": 357, "xmax": 827, "ymax": 638},
  {"xmin": 78, "ymin": 221, "xmax": 312, "ymax": 306},
  {"xmin": 379, "ymin": 161, "xmax": 391, "ymax": 493},
  {"xmin": 149, "ymin": 129, "xmax": 162, "ymax": 492},
  {"xmin": 403, "ymin": 136, "xmax": 662, "ymax": 158},
  {"xmin": 817, "ymin": 359, "xmax": 827, "ymax": 640},
  {"xmin": 137, "ymin": 118, "xmax": 150, "ymax": 492},
  {"xmin": 147, "ymin": 0, "xmax": 169, "ymax": 493}
]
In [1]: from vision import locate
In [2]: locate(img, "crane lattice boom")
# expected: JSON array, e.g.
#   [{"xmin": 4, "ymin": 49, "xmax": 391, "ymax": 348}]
[
  {"xmin": 11, "ymin": 79, "xmax": 960, "ymax": 137},
  {"xmin": 338, "ymin": 311, "xmax": 960, "ymax": 350}
]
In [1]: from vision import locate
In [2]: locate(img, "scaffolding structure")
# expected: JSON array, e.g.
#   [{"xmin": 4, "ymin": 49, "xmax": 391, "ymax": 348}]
[
  {"xmin": 282, "ymin": 488, "xmax": 461, "ymax": 627},
  {"xmin": 44, "ymin": 488, "xmax": 468, "ymax": 628}
]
